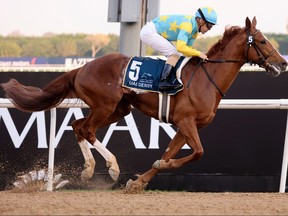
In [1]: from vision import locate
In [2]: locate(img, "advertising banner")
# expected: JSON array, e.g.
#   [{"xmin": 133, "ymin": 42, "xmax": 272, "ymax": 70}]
[
  {"xmin": 0, "ymin": 57, "xmax": 95, "ymax": 67},
  {"xmin": 0, "ymin": 71, "xmax": 287, "ymax": 192}
]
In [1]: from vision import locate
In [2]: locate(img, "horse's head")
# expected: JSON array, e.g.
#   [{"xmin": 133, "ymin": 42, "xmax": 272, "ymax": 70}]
[{"xmin": 245, "ymin": 17, "xmax": 287, "ymax": 77}]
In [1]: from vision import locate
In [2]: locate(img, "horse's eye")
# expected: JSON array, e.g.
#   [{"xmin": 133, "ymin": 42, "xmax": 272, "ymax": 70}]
[{"xmin": 260, "ymin": 40, "xmax": 266, "ymax": 44}]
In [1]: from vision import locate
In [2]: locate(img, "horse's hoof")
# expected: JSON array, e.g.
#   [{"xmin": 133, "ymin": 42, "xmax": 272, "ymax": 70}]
[
  {"xmin": 152, "ymin": 160, "xmax": 162, "ymax": 169},
  {"xmin": 81, "ymin": 170, "xmax": 93, "ymax": 181},
  {"xmin": 108, "ymin": 168, "xmax": 120, "ymax": 181},
  {"xmin": 125, "ymin": 179, "xmax": 147, "ymax": 194},
  {"xmin": 125, "ymin": 179, "xmax": 134, "ymax": 189},
  {"xmin": 106, "ymin": 160, "xmax": 120, "ymax": 181},
  {"xmin": 153, "ymin": 159, "xmax": 175, "ymax": 169}
]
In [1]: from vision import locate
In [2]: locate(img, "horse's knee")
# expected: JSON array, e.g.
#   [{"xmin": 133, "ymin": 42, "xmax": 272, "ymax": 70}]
[
  {"xmin": 71, "ymin": 120, "xmax": 77, "ymax": 130},
  {"xmin": 194, "ymin": 149, "xmax": 204, "ymax": 160},
  {"xmin": 78, "ymin": 128, "xmax": 95, "ymax": 144},
  {"xmin": 72, "ymin": 118, "xmax": 84, "ymax": 130},
  {"xmin": 72, "ymin": 119, "xmax": 86, "ymax": 141}
]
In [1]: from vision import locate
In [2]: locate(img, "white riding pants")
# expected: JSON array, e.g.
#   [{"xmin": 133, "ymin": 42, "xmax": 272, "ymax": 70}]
[{"xmin": 140, "ymin": 22, "xmax": 182, "ymax": 57}]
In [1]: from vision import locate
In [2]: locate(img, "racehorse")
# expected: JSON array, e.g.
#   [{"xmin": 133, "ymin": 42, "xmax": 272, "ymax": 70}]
[{"xmin": 1, "ymin": 17, "xmax": 287, "ymax": 192}]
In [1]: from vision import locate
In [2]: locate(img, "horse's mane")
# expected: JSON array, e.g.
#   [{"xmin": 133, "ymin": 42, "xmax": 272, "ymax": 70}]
[{"xmin": 206, "ymin": 25, "xmax": 243, "ymax": 56}]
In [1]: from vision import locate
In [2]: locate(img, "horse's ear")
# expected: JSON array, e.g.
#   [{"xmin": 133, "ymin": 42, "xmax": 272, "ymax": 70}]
[
  {"xmin": 245, "ymin": 17, "xmax": 251, "ymax": 28},
  {"xmin": 251, "ymin": 16, "xmax": 257, "ymax": 27}
]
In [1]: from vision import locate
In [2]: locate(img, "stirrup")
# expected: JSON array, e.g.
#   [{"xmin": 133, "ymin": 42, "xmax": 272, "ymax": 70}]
[{"xmin": 159, "ymin": 81, "xmax": 182, "ymax": 90}]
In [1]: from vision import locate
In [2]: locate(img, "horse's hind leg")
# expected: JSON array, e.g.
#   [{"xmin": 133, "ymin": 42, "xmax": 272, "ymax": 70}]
[
  {"xmin": 93, "ymin": 99, "xmax": 132, "ymax": 180},
  {"xmin": 92, "ymin": 139, "xmax": 119, "ymax": 181},
  {"xmin": 72, "ymin": 118, "xmax": 96, "ymax": 180},
  {"xmin": 72, "ymin": 99, "xmax": 131, "ymax": 181},
  {"xmin": 72, "ymin": 118, "xmax": 120, "ymax": 181}
]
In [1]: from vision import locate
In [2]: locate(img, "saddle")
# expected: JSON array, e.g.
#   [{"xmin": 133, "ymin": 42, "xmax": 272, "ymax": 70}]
[{"xmin": 122, "ymin": 56, "xmax": 188, "ymax": 95}]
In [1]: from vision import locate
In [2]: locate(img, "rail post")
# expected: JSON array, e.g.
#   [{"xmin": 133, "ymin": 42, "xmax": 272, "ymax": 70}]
[
  {"xmin": 46, "ymin": 108, "xmax": 56, "ymax": 191},
  {"xmin": 279, "ymin": 110, "xmax": 288, "ymax": 193}
]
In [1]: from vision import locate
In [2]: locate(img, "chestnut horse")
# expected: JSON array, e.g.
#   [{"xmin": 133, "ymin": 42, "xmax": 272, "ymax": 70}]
[{"xmin": 1, "ymin": 17, "xmax": 287, "ymax": 191}]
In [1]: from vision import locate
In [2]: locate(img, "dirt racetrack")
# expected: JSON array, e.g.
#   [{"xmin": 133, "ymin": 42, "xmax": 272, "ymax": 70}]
[{"xmin": 1, "ymin": 189, "xmax": 288, "ymax": 215}]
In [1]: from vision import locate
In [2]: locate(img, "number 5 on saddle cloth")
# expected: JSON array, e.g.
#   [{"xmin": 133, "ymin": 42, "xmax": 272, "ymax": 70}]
[{"xmin": 122, "ymin": 56, "xmax": 185, "ymax": 95}]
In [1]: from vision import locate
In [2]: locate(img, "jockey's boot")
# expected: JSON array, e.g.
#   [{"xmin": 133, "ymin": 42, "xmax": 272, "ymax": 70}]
[{"xmin": 158, "ymin": 64, "xmax": 182, "ymax": 91}]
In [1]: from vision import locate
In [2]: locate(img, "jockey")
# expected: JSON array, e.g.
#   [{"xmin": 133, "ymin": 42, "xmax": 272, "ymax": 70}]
[{"xmin": 140, "ymin": 6, "xmax": 217, "ymax": 91}]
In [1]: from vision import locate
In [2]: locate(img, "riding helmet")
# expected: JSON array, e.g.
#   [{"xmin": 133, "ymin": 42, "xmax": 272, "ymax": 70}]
[{"xmin": 195, "ymin": 6, "xmax": 217, "ymax": 25}]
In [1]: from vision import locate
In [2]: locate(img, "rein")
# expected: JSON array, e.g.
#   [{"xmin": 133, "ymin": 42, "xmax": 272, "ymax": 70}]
[
  {"xmin": 186, "ymin": 59, "xmax": 239, "ymax": 97},
  {"xmin": 206, "ymin": 59, "xmax": 239, "ymax": 63},
  {"xmin": 186, "ymin": 28, "xmax": 276, "ymax": 97},
  {"xmin": 201, "ymin": 63, "xmax": 226, "ymax": 97}
]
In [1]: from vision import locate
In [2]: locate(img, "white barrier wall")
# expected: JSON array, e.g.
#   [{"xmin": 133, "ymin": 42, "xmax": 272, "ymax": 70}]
[{"xmin": 0, "ymin": 98, "xmax": 288, "ymax": 192}]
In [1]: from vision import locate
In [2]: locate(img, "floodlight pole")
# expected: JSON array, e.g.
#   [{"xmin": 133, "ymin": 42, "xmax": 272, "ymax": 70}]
[{"xmin": 108, "ymin": 0, "xmax": 159, "ymax": 56}]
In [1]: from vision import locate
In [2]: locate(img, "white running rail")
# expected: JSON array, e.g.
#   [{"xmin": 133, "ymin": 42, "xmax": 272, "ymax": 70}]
[{"xmin": 1, "ymin": 98, "xmax": 288, "ymax": 193}]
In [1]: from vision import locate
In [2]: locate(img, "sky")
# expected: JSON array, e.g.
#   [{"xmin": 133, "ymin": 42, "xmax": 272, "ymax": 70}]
[{"xmin": 0, "ymin": 0, "xmax": 287, "ymax": 37}]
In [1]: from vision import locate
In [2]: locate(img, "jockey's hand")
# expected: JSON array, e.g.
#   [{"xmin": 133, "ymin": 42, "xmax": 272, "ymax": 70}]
[{"xmin": 199, "ymin": 52, "xmax": 209, "ymax": 61}]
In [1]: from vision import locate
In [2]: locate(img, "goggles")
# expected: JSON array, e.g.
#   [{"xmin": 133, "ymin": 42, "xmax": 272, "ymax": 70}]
[{"xmin": 206, "ymin": 22, "xmax": 214, "ymax": 30}]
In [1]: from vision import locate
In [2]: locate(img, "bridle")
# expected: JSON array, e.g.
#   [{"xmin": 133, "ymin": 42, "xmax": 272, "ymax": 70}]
[
  {"xmin": 206, "ymin": 29, "xmax": 277, "ymax": 67},
  {"xmin": 246, "ymin": 29, "xmax": 277, "ymax": 69},
  {"xmin": 187, "ymin": 28, "xmax": 278, "ymax": 97}
]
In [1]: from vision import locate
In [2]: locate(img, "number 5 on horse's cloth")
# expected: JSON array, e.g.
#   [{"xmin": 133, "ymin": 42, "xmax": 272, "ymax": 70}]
[
  {"xmin": 123, "ymin": 56, "xmax": 163, "ymax": 91},
  {"xmin": 1, "ymin": 17, "xmax": 287, "ymax": 192},
  {"xmin": 123, "ymin": 56, "xmax": 185, "ymax": 95}
]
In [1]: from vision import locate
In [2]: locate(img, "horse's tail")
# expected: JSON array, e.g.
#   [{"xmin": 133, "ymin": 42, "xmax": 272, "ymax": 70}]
[{"xmin": 0, "ymin": 68, "xmax": 79, "ymax": 112}]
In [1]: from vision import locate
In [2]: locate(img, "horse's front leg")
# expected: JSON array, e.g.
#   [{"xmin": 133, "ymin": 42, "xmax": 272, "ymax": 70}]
[
  {"xmin": 73, "ymin": 100, "xmax": 130, "ymax": 182},
  {"xmin": 153, "ymin": 121, "xmax": 204, "ymax": 169},
  {"xmin": 125, "ymin": 131, "xmax": 187, "ymax": 192}
]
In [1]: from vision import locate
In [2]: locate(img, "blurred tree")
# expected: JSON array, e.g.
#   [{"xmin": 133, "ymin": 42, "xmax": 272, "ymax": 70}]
[
  {"xmin": 267, "ymin": 33, "xmax": 288, "ymax": 55},
  {"xmin": 0, "ymin": 40, "xmax": 21, "ymax": 57},
  {"xmin": 0, "ymin": 33, "xmax": 286, "ymax": 58},
  {"xmin": 21, "ymin": 38, "xmax": 55, "ymax": 57},
  {"xmin": 194, "ymin": 36, "xmax": 220, "ymax": 53},
  {"xmin": 85, "ymin": 34, "xmax": 110, "ymax": 57},
  {"xmin": 269, "ymin": 38, "xmax": 279, "ymax": 50},
  {"xmin": 52, "ymin": 35, "xmax": 77, "ymax": 57},
  {"xmin": 76, "ymin": 39, "xmax": 91, "ymax": 57},
  {"xmin": 99, "ymin": 34, "xmax": 119, "ymax": 56},
  {"xmin": 7, "ymin": 30, "xmax": 24, "ymax": 37}
]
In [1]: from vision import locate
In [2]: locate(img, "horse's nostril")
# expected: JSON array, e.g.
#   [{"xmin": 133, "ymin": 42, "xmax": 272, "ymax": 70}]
[{"xmin": 282, "ymin": 61, "xmax": 288, "ymax": 69}]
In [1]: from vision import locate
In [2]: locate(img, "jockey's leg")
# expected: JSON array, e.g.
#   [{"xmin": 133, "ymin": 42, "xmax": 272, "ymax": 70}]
[
  {"xmin": 159, "ymin": 54, "xmax": 182, "ymax": 90},
  {"xmin": 140, "ymin": 22, "xmax": 182, "ymax": 91},
  {"xmin": 140, "ymin": 22, "xmax": 181, "ymax": 56}
]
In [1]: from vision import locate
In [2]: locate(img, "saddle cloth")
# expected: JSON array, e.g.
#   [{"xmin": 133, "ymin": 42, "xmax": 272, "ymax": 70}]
[{"xmin": 122, "ymin": 56, "xmax": 189, "ymax": 95}]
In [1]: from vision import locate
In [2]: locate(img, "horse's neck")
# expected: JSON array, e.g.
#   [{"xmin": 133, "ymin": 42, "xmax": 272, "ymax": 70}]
[{"xmin": 209, "ymin": 41, "xmax": 246, "ymax": 95}]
